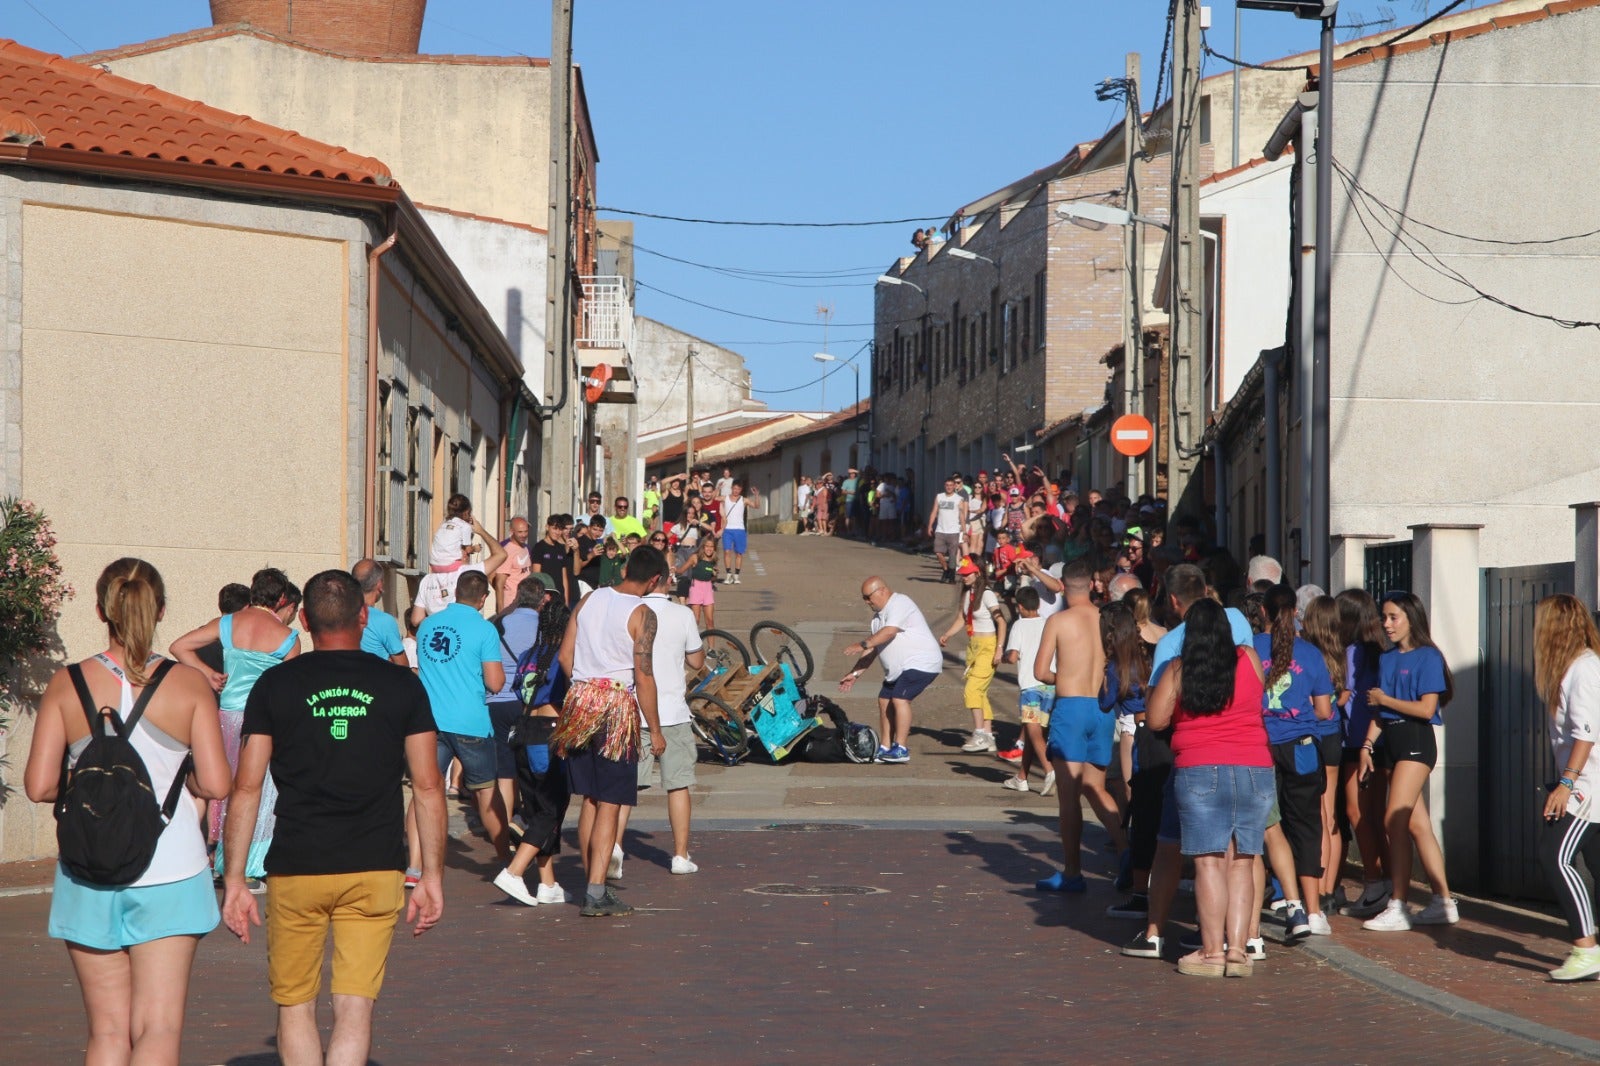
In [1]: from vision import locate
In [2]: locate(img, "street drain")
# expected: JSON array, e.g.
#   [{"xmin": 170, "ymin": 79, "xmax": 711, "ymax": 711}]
[
  {"xmin": 761, "ymin": 822, "xmax": 865, "ymax": 832},
  {"xmin": 746, "ymin": 884, "xmax": 886, "ymax": 897}
]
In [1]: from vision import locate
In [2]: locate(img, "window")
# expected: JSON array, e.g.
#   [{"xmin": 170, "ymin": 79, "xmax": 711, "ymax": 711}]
[
  {"xmin": 1001, "ymin": 302, "xmax": 1015, "ymax": 374},
  {"xmin": 406, "ymin": 395, "xmax": 435, "ymax": 571},
  {"xmin": 375, "ymin": 379, "xmax": 408, "ymax": 563},
  {"xmin": 1034, "ymin": 271, "xmax": 1046, "ymax": 348},
  {"xmin": 1020, "ymin": 296, "xmax": 1032, "ymax": 361}
]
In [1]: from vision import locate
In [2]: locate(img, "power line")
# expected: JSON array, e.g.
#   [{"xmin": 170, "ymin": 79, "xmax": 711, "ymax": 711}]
[
  {"xmin": 639, "ymin": 353, "xmax": 691, "ymax": 424},
  {"xmin": 699, "ymin": 343, "xmax": 871, "ymax": 396},
  {"xmin": 601, "ymin": 207, "xmax": 947, "ymax": 228},
  {"xmin": 1371, "ymin": 0, "xmax": 1474, "ymax": 48},
  {"xmin": 21, "ymin": 0, "xmax": 88, "ymax": 54},
  {"xmin": 1201, "ymin": 31, "xmax": 1309, "ymax": 73},
  {"xmin": 623, "ymin": 239, "xmax": 881, "ymax": 279},
  {"xmin": 1332, "ymin": 159, "xmax": 1600, "ymax": 247},
  {"xmin": 637, "ymin": 280, "xmax": 940, "ymax": 331},
  {"xmin": 628, "ymin": 242, "xmax": 882, "ymax": 290}
]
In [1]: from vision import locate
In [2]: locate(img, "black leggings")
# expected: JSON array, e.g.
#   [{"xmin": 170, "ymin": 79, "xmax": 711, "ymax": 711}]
[
  {"xmin": 1271, "ymin": 739, "xmax": 1327, "ymax": 879},
  {"xmin": 1128, "ymin": 763, "xmax": 1171, "ymax": 871},
  {"xmin": 1539, "ymin": 813, "xmax": 1600, "ymax": 943}
]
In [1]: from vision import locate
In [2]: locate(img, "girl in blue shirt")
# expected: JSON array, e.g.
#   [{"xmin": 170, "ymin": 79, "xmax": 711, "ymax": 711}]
[
  {"xmin": 1252, "ymin": 585, "xmax": 1335, "ymax": 938},
  {"xmin": 1334, "ymin": 588, "xmax": 1392, "ymax": 919},
  {"xmin": 1358, "ymin": 592, "xmax": 1458, "ymax": 931},
  {"xmin": 1300, "ymin": 594, "xmax": 1350, "ymax": 913}
]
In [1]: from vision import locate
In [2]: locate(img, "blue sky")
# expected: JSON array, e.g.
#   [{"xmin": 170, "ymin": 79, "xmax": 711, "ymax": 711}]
[{"xmin": 16, "ymin": 1, "xmax": 1481, "ymax": 412}]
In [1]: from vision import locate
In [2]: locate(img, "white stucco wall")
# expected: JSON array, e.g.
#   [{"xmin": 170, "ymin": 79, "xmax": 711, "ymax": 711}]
[
  {"xmin": 632, "ymin": 317, "xmax": 759, "ymax": 436},
  {"xmin": 1205, "ymin": 159, "xmax": 1292, "ymax": 407},
  {"xmin": 1330, "ymin": 5, "xmax": 1600, "ymax": 569}
]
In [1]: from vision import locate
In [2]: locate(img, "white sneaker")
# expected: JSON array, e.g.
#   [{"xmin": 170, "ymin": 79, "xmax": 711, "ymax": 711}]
[
  {"xmin": 733, "ymin": 573, "xmax": 742, "ymax": 584},
  {"xmin": 534, "ymin": 881, "xmax": 572, "ymax": 905},
  {"xmin": 1001, "ymin": 775, "xmax": 1030, "ymax": 792},
  {"xmin": 1363, "ymin": 899, "xmax": 1412, "ymax": 932},
  {"xmin": 494, "ymin": 868, "xmax": 539, "ymax": 907},
  {"xmin": 722, "ymin": 572, "xmax": 734, "ymax": 585},
  {"xmin": 671, "ymin": 854, "xmax": 699, "ymax": 875},
  {"xmin": 1039, "ymin": 770, "xmax": 1057, "ymax": 797},
  {"xmin": 607, "ymin": 843, "xmax": 624, "ymax": 881},
  {"xmin": 962, "ymin": 729, "xmax": 997, "ymax": 753},
  {"xmin": 1413, "ymin": 895, "xmax": 1460, "ymax": 926},
  {"xmin": 1307, "ymin": 911, "xmax": 1333, "ymax": 936},
  {"xmin": 1245, "ymin": 937, "xmax": 1267, "ymax": 960}
]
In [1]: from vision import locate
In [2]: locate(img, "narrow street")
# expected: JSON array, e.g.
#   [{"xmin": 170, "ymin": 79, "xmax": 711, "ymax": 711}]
[{"xmin": 0, "ymin": 534, "xmax": 1584, "ymax": 1064}]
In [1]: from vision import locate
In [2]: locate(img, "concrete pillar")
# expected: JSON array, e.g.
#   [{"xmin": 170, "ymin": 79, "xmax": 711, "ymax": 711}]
[
  {"xmin": 1572, "ymin": 502, "xmax": 1600, "ymax": 613},
  {"xmin": 1329, "ymin": 533, "xmax": 1393, "ymax": 595},
  {"xmin": 1408, "ymin": 522, "xmax": 1483, "ymax": 892}
]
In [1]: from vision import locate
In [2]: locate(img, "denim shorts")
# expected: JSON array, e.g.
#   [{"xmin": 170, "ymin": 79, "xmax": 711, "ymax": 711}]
[
  {"xmin": 1173, "ymin": 764, "xmax": 1275, "ymax": 857},
  {"xmin": 437, "ymin": 731, "xmax": 499, "ymax": 790}
]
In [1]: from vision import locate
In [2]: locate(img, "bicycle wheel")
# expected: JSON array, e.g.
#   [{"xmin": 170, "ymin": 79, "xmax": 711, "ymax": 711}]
[
  {"xmin": 749, "ymin": 620, "xmax": 814, "ymax": 685},
  {"xmin": 700, "ymin": 629, "xmax": 751, "ymax": 675},
  {"xmin": 689, "ymin": 693, "xmax": 749, "ymax": 764}
]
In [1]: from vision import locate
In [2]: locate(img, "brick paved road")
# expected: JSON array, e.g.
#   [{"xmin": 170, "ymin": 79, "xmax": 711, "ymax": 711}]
[{"xmin": 0, "ymin": 536, "xmax": 1582, "ymax": 1063}]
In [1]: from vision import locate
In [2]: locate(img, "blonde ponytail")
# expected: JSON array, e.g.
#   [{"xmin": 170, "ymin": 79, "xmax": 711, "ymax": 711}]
[{"xmin": 96, "ymin": 558, "xmax": 165, "ymax": 684}]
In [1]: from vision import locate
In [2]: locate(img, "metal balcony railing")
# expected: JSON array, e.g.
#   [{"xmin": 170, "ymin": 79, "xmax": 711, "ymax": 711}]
[{"xmin": 578, "ymin": 275, "xmax": 632, "ymax": 350}]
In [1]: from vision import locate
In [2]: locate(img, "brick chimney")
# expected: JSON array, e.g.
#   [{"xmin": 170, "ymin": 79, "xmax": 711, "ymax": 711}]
[{"xmin": 210, "ymin": 0, "xmax": 427, "ymax": 55}]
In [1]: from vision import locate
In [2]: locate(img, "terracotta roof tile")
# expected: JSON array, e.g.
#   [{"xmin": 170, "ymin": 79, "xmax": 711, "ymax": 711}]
[
  {"xmin": 1321, "ymin": 0, "xmax": 1600, "ymax": 75},
  {"xmin": 0, "ymin": 38, "xmax": 391, "ymax": 184}
]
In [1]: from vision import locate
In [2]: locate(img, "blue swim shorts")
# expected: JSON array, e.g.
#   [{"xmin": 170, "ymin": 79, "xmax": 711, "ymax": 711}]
[
  {"xmin": 1045, "ymin": 694, "xmax": 1116, "ymax": 767},
  {"xmin": 722, "ymin": 529, "xmax": 748, "ymax": 555}
]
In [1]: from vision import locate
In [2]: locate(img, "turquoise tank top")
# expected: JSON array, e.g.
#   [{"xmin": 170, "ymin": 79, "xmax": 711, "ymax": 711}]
[{"xmin": 218, "ymin": 612, "xmax": 297, "ymax": 712}]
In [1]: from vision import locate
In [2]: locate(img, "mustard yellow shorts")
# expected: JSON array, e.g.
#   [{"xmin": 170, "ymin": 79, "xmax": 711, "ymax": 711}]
[{"xmin": 267, "ymin": 870, "xmax": 405, "ymax": 1006}]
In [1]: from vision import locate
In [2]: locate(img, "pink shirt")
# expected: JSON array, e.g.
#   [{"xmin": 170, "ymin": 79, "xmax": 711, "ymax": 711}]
[{"xmin": 1171, "ymin": 648, "xmax": 1271, "ymax": 769}]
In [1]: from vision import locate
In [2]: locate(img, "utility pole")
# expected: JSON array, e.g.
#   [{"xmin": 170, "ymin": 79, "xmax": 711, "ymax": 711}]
[
  {"xmin": 1309, "ymin": 11, "xmax": 1336, "ymax": 590},
  {"xmin": 1167, "ymin": 0, "xmax": 1204, "ymax": 519},
  {"xmin": 684, "ymin": 345, "xmax": 697, "ymax": 484},
  {"xmin": 539, "ymin": 0, "xmax": 575, "ymax": 517},
  {"xmin": 1122, "ymin": 51, "xmax": 1144, "ymax": 496}
]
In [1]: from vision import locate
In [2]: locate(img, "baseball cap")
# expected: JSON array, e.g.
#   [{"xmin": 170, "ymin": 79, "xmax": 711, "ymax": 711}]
[
  {"xmin": 956, "ymin": 556, "xmax": 981, "ymax": 576},
  {"xmin": 526, "ymin": 571, "xmax": 557, "ymax": 592}
]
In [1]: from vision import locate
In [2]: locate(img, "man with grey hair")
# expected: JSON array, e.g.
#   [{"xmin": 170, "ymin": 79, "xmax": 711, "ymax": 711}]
[
  {"xmin": 354, "ymin": 559, "xmax": 409, "ymax": 666},
  {"xmin": 1246, "ymin": 554, "xmax": 1285, "ymax": 590},
  {"xmin": 1108, "ymin": 573, "xmax": 1143, "ymax": 602}
]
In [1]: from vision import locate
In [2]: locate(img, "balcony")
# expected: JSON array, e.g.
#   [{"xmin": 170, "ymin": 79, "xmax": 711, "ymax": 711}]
[{"xmin": 579, "ymin": 275, "xmax": 632, "ymax": 351}]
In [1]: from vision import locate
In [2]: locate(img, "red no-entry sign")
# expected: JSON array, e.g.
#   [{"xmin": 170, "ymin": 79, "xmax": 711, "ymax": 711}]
[{"xmin": 1111, "ymin": 414, "xmax": 1154, "ymax": 457}]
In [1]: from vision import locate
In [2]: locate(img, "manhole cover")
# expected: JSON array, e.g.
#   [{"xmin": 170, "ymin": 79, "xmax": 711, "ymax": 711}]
[
  {"xmin": 761, "ymin": 822, "xmax": 865, "ymax": 832},
  {"xmin": 746, "ymin": 884, "xmax": 886, "ymax": 897}
]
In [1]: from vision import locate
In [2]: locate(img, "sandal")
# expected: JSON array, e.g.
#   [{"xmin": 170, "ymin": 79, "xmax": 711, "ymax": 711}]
[
  {"xmin": 1224, "ymin": 952, "xmax": 1254, "ymax": 978},
  {"xmin": 1177, "ymin": 950, "xmax": 1226, "ymax": 978}
]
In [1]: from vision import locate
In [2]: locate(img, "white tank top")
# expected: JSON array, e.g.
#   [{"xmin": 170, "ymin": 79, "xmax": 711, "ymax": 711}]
[
  {"xmin": 66, "ymin": 656, "xmax": 207, "ymax": 887},
  {"xmin": 572, "ymin": 587, "xmax": 643, "ymax": 685}
]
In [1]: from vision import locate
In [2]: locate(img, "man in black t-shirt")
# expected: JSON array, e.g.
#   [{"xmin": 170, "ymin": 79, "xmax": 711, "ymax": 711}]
[{"xmin": 222, "ymin": 570, "xmax": 445, "ymax": 1066}]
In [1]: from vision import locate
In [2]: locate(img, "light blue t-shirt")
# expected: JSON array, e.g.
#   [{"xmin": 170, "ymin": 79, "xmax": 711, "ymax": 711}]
[
  {"xmin": 1252, "ymin": 634, "xmax": 1335, "ymax": 744},
  {"xmin": 492, "ymin": 608, "xmax": 540, "ymax": 702},
  {"xmin": 416, "ymin": 602, "xmax": 502, "ymax": 737},
  {"xmin": 1149, "ymin": 607, "xmax": 1254, "ymax": 687},
  {"xmin": 360, "ymin": 605, "xmax": 405, "ymax": 660}
]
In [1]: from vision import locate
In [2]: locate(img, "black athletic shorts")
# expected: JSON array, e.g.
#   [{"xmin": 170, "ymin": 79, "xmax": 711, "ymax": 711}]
[
  {"xmin": 1317, "ymin": 731, "xmax": 1343, "ymax": 769},
  {"xmin": 1379, "ymin": 717, "xmax": 1437, "ymax": 770}
]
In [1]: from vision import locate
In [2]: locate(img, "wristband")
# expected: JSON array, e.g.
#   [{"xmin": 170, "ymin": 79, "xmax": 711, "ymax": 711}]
[
  {"xmin": 1560, "ymin": 776, "xmax": 1577, "ymax": 790},
  {"xmin": 1361, "ymin": 741, "xmax": 1375, "ymax": 752}
]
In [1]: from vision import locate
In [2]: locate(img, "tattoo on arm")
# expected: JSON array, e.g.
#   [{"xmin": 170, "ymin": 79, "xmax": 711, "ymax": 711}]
[{"xmin": 635, "ymin": 609, "xmax": 658, "ymax": 678}]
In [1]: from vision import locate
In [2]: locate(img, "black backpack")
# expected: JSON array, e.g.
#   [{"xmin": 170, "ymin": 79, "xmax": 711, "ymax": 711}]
[{"xmin": 55, "ymin": 659, "xmax": 194, "ymax": 886}]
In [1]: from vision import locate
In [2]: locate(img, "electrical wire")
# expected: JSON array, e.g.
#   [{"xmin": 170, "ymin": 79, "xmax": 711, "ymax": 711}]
[
  {"xmin": 699, "ymin": 343, "xmax": 871, "ymax": 396},
  {"xmin": 1370, "ymin": 0, "xmax": 1474, "ymax": 48},
  {"xmin": 636, "ymin": 281, "xmax": 891, "ymax": 328},
  {"xmin": 600, "ymin": 207, "xmax": 948, "ymax": 228},
  {"xmin": 20, "ymin": 0, "xmax": 87, "ymax": 54},
  {"xmin": 639, "ymin": 353, "xmax": 691, "ymax": 424},
  {"xmin": 1332, "ymin": 159, "xmax": 1600, "ymax": 247},
  {"xmin": 1201, "ymin": 31, "xmax": 1310, "ymax": 73}
]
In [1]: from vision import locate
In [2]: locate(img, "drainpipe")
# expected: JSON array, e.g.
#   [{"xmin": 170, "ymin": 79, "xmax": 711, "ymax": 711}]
[
  {"xmin": 364, "ymin": 210, "xmax": 400, "ymax": 560},
  {"xmin": 1263, "ymin": 347, "xmax": 1283, "ymax": 561}
]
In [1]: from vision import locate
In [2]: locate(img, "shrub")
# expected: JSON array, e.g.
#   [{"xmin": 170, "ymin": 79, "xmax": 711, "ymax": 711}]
[{"xmin": 0, "ymin": 498, "xmax": 73, "ymax": 806}]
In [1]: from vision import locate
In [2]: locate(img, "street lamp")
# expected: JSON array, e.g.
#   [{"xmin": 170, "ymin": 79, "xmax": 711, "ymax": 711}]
[
  {"xmin": 1238, "ymin": 0, "xmax": 1336, "ymax": 588},
  {"xmin": 1055, "ymin": 203, "xmax": 1169, "ymax": 231},
  {"xmin": 876, "ymin": 274, "xmax": 925, "ymax": 295},
  {"xmin": 814, "ymin": 353, "xmax": 862, "ymax": 458},
  {"xmin": 946, "ymin": 247, "xmax": 997, "ymax": 267}
]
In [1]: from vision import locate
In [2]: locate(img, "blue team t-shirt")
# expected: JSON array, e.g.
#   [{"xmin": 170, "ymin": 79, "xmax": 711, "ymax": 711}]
[
  {"xmin": 1149, "ymin": 607, "xmax": 1255, "ymax": 687},
  {"xmin": 1342, "ymin": 644, "xmax": 1381, "ymax": 747},
  {"xmin": 1101, "ymin": 660, "xmax": 1147, "ymax": 717},
  {"xmin": 360, "ymin": 605, "xmax": 405, "ymax": 660},
  {"xmin": 416, "ymin": 602, "xmax": 503, "ymax": 737},
  {"xmin": 1379, "ymin": 645, "xmax": 1448, "ymax": 725},
  {"xmin": 1252, "ymin": 634, "xmax": 1335, "ymax": 744},
  {"xmin": 492, "ymin": 608, "xmax": 540, "ymax": 701}
]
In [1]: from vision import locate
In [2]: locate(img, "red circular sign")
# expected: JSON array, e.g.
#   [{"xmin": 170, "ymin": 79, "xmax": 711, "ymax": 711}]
[{"xmin": 1111, "ymin": 414, "xmax": 1154, "ymax": 457}]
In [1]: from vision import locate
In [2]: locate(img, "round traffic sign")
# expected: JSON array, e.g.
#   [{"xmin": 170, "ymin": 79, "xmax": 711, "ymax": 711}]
[{"xmin": 1111, "ymin": 414, "xmax": 1154, "ymax": 457}]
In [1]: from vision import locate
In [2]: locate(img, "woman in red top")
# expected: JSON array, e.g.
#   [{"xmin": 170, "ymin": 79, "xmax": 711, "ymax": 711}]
[{"xmin": 1146, "ymin": 599, "xmax": 1273, "ymax": 978}]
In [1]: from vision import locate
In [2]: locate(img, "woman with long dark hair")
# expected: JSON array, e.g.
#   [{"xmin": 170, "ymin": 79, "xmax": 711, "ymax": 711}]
[
  {"xmin": 1254, "ymin": 584, "xmax": 1335, "ymax": 939},
  {"xmin": 1335, "ymin": 588, "xmax": 1391, "ymax": 918},
  {"xmin": 941, "ymin": 557, "xmax": 1006, "ymax": 754},
  {"xmin": 1145, "ymin": 600, "xmax": 1272, "ymax": 977},
  {"xmin": 1359, "ymin": 592, "xmax": 1458, "ymax": 931},
  {"xmin": 1300, "ymin": 595, "xmax": 1350, "ymax": 911},
  {"xmin": 25, "ymin": 558, "xmax": 233, "ymax": 1064},
  {"xmin": 1101, "ymin": 601, "xmax": 1151, "ymax": 815}
]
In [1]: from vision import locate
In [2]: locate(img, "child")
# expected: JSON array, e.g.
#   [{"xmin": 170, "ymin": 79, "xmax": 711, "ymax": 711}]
[
  {"xmin": 597, "ymin": 537, "xmax": 625, "ymax": 588},
  {"xmin": 679, "ymin": 537, "xmax": 719, "ymax": 629},
  {"xmin": 429, "ymin": 493, "xmax": 478, "ymax": 573},
  {"xmin": 1000, "ymin": 587, "xmax": 1054, "ymax": 795},
  {"xmin": 940, "ymin": 557, "xmax": 1006, "ymax": 754}
]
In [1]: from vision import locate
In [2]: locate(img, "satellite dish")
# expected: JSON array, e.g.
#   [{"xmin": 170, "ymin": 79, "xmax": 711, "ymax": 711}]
[{"xmin": 583, "ymin": 363, "xmax": 613, "ymax": 405}]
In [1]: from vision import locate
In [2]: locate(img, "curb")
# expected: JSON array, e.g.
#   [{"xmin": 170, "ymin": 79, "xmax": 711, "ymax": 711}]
[{"xmin": 1297, "ymin": 934, "xmax": 1600, "ymax": 1059}]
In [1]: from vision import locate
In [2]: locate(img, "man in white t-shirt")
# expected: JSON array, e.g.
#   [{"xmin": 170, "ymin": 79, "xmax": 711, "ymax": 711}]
[
  {"xmin": 720, "ymin": 480, "xmax": 761, "ymax": 585},
  {"xmin": 926, "ymin": 477, "xmax": 967, "ymax": 585},
  {"xmin": 715, "ymin": 467, "xmax": 734, "ymax": 502},
  {"xmin": 613, "ymin": 588, "xmax": 706, "ymax": 876},
  {"xmin": 1018, "ymin": 555, "xmax": 1067, "ymax": 619},
  {"xmin": 408, "ymin": 536, "xmax": 506, "ymax": 628},
  {"xmin": 796, "ymin": 475, "xmax": 815, "ymax": 532},
  {"xmin": 839, "ymin": 576, "xmax": 944, "ymax": 764}
]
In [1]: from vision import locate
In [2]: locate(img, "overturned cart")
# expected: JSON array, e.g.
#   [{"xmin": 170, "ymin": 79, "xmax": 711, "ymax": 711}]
[{"xmin": 688, "ymin": 621, "xmax": 877, "ymax": 766}]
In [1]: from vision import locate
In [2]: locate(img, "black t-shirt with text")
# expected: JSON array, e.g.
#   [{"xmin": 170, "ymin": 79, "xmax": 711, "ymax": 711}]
[
  {"xmin": 242, "ymin": 650, "xmax": 435, "ymax": 876},
  {"xmin": 530, "ymin": 538, "xmax": 576, "ymax": 605}
]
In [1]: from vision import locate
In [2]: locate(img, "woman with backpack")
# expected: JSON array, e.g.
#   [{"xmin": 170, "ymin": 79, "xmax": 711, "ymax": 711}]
[
  {"xmin": 24, "ymin": 557, "xmax": 233, "ymax": 1065},
  {"xmin": 488, "ymin": 576, "xmax": 548, "ymax": 842}
]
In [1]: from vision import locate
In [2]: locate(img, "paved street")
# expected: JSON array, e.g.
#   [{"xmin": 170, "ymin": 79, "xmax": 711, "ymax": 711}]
[{"xmin": 0, "ymin": 535, "xmax": 1591, "ymax": 1064}]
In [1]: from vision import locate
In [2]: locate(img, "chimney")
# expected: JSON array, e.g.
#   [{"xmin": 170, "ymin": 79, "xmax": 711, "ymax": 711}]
[{"xmin": 210, "ymin": 0, "xmax": 427, "ymax": 56}]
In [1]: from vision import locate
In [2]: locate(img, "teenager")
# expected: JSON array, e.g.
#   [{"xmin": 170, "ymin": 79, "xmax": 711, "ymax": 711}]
[
  {"xmin": 1359, "ymin": 592, "xmax": 1458, "ymax": 931},
  {"xmin": 940, "ymin": 557, "xmax": 1006, "ymax": 754},
  {"xmin": 1300, "ymin": 594, "xmax": 1351, "ymax": 911},
  {"xmin": 1335, "ymin": 588, "xmax": 1391, "ymax": 918}
]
